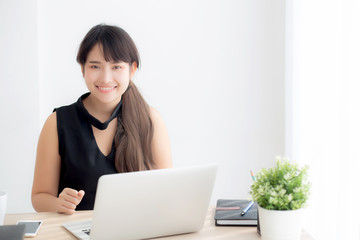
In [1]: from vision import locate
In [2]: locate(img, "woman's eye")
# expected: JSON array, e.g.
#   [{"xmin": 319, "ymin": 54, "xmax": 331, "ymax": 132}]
[
  {"xmin": 90, "ymin": 65, "xmax": 99, "ymax": 69},
  {"xmin": 113, "ymin": 66, "xmax": 122, "ymax": 70}
]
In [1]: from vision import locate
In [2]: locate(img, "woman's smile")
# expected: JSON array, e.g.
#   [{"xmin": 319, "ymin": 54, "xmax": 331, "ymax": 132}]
[{"xmin": 96, "ymin": 85, "xmax": 117, "ymax": 93}]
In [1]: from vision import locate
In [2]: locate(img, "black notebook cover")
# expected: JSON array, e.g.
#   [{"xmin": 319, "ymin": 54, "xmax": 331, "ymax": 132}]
[
  {"xmin": 0, "ymin": 224, "xmax": 25, "ymax": 240},
  {"xmin": 214, "ymin": 199, "xmax": 258, "ymax": 226}
]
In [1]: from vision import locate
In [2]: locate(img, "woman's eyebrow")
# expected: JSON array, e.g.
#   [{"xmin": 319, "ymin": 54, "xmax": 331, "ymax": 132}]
[
  {"xmin": 88, "ymin": 60, "xmax": 101, "ymax": 64},
  {"xmin": 111, "ymin": 60, "xmax": 126, "ymax": 64}
]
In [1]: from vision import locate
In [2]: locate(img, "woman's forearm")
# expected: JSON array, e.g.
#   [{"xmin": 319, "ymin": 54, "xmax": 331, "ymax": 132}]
[{"xmin": 32, "ymin": 192, "xmax": 59, "ymax": 212}]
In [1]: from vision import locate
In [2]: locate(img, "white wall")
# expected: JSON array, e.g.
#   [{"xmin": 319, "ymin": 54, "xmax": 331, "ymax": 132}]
[
  {"xmin": 0, "ymin": 0, "xmax": 39, "ymax": 213},
  {"xmin": 285, "ymin": 1, "xmax": 360, "ymax": 239},
  {"xmin": 1, "ymin": 0, "xmax": 285, "ymax": 213}
]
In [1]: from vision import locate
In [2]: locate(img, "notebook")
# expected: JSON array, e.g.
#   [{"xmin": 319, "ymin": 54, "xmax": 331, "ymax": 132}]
[
  {"xmin": 63, "ymin": 164, "xmax": 218, "ymax": 240},
  {"xmin": 214, "ymin": 199, "xmax": 258, "ymax": 226}
]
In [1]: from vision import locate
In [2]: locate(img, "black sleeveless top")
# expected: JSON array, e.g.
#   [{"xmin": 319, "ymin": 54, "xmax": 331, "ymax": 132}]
[{"xmin": 54, "ymin": 93, "xmax": 121, "ymax": 210}]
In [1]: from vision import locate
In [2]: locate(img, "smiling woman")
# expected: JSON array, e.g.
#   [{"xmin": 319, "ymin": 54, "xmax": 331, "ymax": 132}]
[
  {"xmin": 31, "ymin": 24, "xmax": 172, "ymax": 215},
  {"xmin": 1, "ymin": 0, "xmax": 287, "ymax": 215},
  {"xmin": 81, "ymin": 44, "xmax": 136, "ymax": 115}
]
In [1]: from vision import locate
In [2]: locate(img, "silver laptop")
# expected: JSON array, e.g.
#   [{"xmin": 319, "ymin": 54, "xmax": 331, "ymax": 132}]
[{"xmin": 63, "ymin": 164, "xmax": 218, "ymax": 240}]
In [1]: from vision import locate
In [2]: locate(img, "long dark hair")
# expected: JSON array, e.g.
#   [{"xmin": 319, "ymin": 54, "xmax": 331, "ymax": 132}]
[{"xmin": 77, "ymin": 24, "xmax": 155, "ymax": 172}]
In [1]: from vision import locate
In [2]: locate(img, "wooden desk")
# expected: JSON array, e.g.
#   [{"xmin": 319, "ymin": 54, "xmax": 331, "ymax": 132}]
[{"xmin": 5, "ymin": 207, "xmax": 314, "ymax": 240}]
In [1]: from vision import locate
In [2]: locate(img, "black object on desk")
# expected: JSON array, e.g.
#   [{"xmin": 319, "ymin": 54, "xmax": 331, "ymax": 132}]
[
  {"xmin": 0, "ymin": 224, "xmax": 25, "ymax": 240},
  {"xmin": 214, "ymin": 199, "xmax": 258, "ymax": 226}
]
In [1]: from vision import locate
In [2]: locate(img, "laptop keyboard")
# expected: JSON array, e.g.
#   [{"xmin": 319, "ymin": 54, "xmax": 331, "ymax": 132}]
[{"xmin": 82, "ymin": 228, "xmax": 91, "ymax": 235}]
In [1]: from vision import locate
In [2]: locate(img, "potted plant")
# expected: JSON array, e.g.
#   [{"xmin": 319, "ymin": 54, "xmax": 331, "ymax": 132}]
[{"xmin": 250, "ymin": 156, "xmax": 310, "ymax": 240}]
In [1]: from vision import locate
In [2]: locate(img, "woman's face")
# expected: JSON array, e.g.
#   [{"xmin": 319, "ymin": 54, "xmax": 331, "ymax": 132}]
[{"xmin": 82, "ymin": 44, "xmax": 136, "ymax": 106}]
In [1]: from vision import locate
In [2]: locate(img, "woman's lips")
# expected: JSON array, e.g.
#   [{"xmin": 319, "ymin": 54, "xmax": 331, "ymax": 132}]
[{"xmin": 97, "ymin": 86, "xmax": 117, "ymax": 93}]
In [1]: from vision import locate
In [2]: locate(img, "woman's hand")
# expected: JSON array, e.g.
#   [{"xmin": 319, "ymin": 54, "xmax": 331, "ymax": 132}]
[{"xmin": 57, "ymin": 188, "xmax": 85, "ymax": 215}]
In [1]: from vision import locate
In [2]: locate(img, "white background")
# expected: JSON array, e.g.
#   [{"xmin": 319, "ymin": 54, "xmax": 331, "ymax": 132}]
[
  {"xmin": 286, "ymin": 1, "xmax": 360, "ymax": 239},
  {"xmin": 13, "ymin": 0, "xmax": 360, "ymax": 240},
  {"xmin": 0, "ymin": 0, "xmax": 285, "ymax": 214},
  {"xmin": 3, "ymin": 1, "xmax": 360, "ymax": 239}
]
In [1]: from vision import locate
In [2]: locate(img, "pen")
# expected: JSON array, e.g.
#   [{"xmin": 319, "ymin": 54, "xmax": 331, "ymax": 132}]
[
  {"xmin": 241, "ymin": 201, "xmax": 254, "ymax": 216},
  {"xmin": 250, "ymin": 170, "xmax": 256, "ymax": 182}
]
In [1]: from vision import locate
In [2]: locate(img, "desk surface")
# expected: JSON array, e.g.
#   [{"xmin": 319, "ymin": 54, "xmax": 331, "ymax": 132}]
[{"xmin": 5, "ymin": 207, "xmax": 314, "ymax": 240}]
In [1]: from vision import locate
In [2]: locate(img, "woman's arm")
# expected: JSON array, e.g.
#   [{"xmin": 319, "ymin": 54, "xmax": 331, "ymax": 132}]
[
  {"xmin": 31, "ymin": 112, "xmax": 84, "ymax": 214},
  {"xmin": 150, "ymin": 107, "xmax": 173, "ymax": 169}
]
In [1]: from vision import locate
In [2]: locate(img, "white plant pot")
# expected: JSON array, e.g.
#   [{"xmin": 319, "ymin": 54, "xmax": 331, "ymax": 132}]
[{"xmin": 258, "ymin": 206, "xmax": 303, "ymax": 240}]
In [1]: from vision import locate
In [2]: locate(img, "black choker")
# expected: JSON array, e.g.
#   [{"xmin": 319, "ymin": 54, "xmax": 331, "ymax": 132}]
[{"xmin": 77, "ymin": 93, "xmax": 122, "ymax": 130}]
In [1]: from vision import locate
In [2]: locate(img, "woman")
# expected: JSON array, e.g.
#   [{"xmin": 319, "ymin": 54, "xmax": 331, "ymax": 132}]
[{"xmin": 31, "ymin": 24, "xmax": 172, "ymax": 215}]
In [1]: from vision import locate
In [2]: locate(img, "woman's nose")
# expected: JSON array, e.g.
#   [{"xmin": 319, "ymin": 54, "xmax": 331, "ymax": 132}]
[{"xmin": 101, "ymin": 68, "xmax": 112, "ymax": 83}]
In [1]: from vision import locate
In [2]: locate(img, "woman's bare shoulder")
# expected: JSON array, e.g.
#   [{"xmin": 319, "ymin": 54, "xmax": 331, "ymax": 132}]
[
  {"xmin": 148, "ymin": 106, "xmax": 172, "ymax": 168},
  {"xmin": 149, "ymin": 105, "xmax": 160, "ymax": 117},
  {"xmin": 43, "ymin": 111, "xmax": 57, "ymax": 129}
]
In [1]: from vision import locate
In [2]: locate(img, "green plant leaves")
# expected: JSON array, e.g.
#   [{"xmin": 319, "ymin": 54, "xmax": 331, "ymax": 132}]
[{"xmin": 250, "ymin": 156, "xmax": 310, "ymax": 210}]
